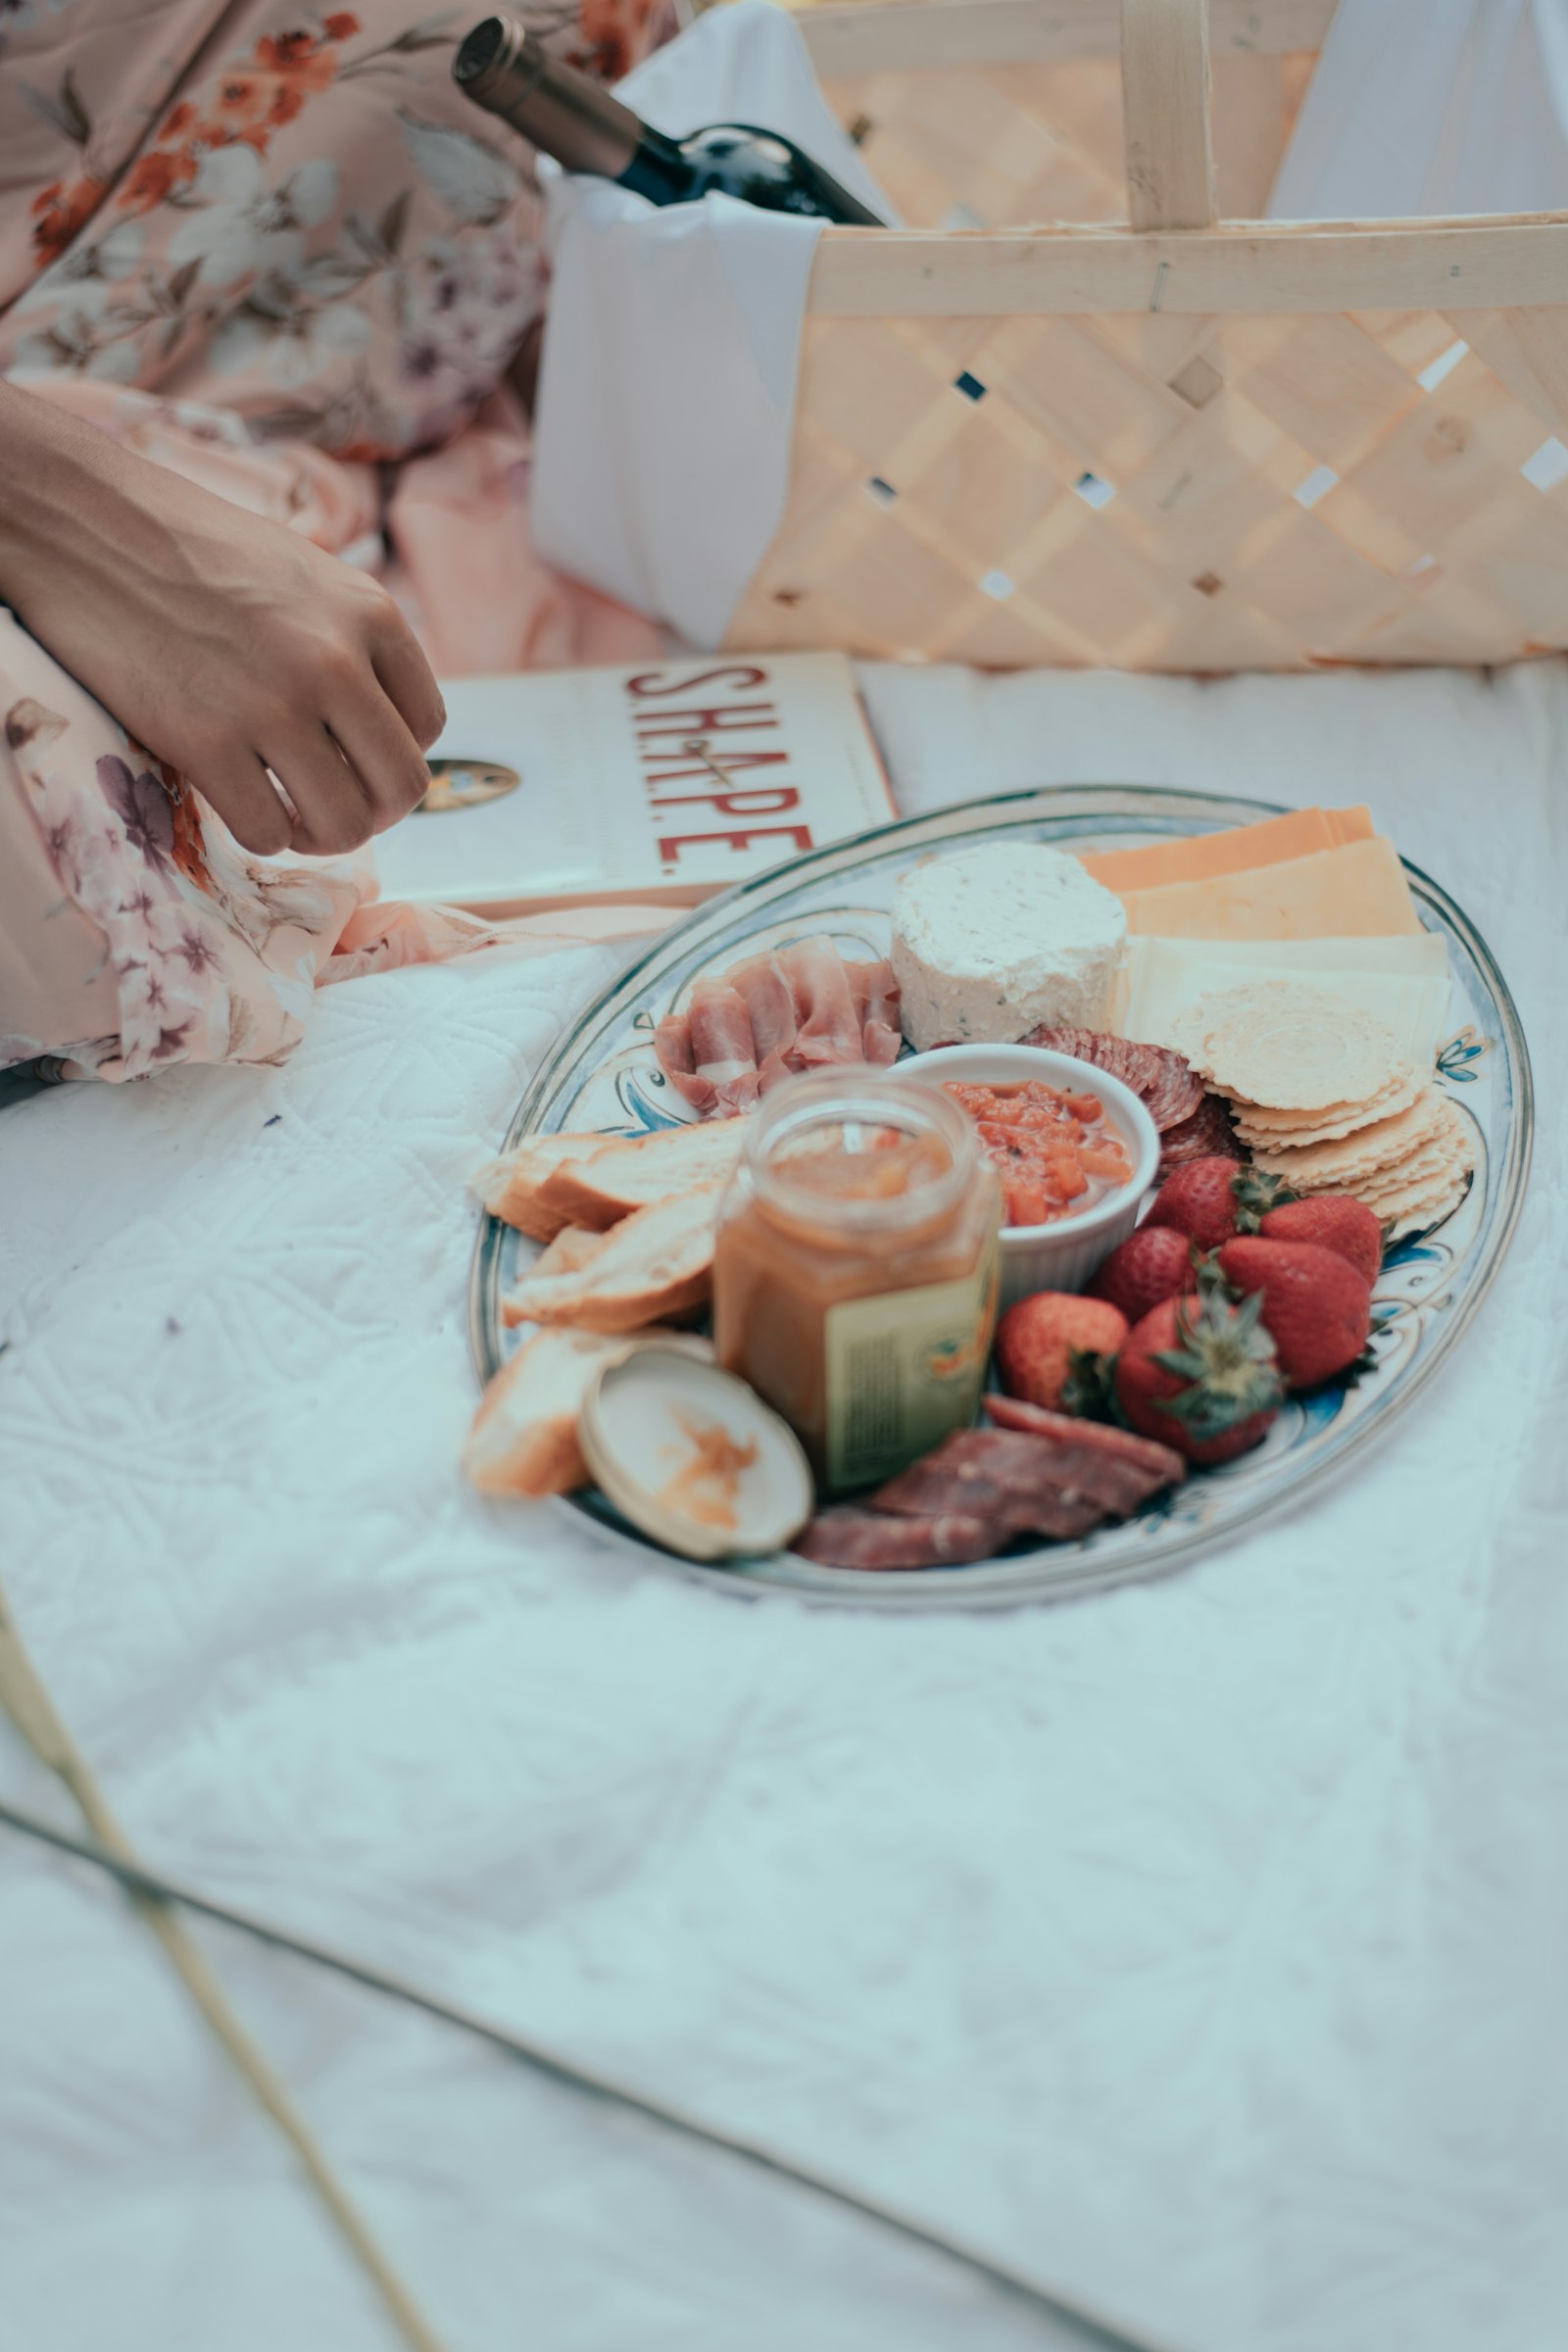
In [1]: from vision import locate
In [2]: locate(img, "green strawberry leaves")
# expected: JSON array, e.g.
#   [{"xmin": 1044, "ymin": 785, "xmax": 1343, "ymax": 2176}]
[
  {"xmin": 1230, "ymin": 1164, "xmax": 1298, "ymax": 1235},
  {"xmin": 1150, "ymin": 1264, "xmax": 1284, "ymax": 1437},
  {"xmin": 1060, "ymin": 1346, "xmax": 1120, "ymax": 1423}
]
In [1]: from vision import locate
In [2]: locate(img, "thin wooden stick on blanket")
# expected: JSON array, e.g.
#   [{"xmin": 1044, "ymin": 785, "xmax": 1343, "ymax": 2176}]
[
  {"xmin": 0, "ymin": 1794, "xmax": 1178, "ymax": 2352},
  {"xmin": 0, "ymin": 1579, "xmax": 449, "ymax": 2352}
]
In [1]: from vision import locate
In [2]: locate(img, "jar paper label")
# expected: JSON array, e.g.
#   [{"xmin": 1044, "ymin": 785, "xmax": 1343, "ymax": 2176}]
[{"xmin": 822, "ymin": 1241, "xmax": 999, "ymax": 1493}]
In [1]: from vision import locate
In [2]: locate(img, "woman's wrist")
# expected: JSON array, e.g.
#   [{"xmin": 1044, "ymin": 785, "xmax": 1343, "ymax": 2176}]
[{"xmin": 0, "ymin": 384, "xmax": 190, "ymax": 629}]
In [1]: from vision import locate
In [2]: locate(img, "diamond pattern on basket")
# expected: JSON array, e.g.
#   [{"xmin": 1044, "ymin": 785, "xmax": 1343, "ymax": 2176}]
[{"xmin": 731, "ymin": 304, "xmax": 1568, "ymax": 671}]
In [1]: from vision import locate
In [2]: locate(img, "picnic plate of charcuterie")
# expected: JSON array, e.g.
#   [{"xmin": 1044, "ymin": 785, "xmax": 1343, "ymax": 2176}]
[{"xmin": 466, "ymin": 786, "xmax": 1531, "ymax": 1608}]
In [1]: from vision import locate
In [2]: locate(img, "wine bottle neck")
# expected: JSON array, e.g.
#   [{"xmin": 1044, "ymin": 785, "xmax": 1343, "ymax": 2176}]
[{"xmin": 453, "ymin": 13, "xmax": 647, "ymax": 182}]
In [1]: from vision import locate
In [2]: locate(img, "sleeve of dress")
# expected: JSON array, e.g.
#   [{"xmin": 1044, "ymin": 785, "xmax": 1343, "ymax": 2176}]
[{"xmin": 0, "ymin": 606, "xmax": 374, "ymax": 1083}]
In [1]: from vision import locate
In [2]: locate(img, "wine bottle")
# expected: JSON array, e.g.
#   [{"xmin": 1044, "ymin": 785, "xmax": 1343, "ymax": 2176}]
[{"xmin": 452, "ymin": 14, "xmax": 883, "ymax": 225}]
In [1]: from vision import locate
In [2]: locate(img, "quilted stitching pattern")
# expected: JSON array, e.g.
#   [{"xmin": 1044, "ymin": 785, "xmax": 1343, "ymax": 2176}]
[{"xmin": 2, "ymin": 664, "xmax": 1566, "ymax": 2352}]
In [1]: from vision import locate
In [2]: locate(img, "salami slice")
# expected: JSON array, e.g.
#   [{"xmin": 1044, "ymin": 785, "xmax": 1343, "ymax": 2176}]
[
  {"xmin": 1158, "ymin": 1092, "xmax": 1246, "ymax": 1172},
  {"xmin": 1022, "ymin": 1026, "xmax": 1204, "ymax": 1131}
]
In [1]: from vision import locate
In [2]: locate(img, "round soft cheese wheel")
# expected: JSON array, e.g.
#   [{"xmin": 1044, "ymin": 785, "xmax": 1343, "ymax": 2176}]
[{"xmin": 891, "ymin": 844, "xmax": 1128, "ymax": 1051}]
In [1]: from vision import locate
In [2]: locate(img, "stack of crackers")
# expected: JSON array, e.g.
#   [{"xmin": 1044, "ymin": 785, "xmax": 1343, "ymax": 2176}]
[{"xmin": 1172, "ymin": 982, "xmax": 1475, "ymax": 1239}]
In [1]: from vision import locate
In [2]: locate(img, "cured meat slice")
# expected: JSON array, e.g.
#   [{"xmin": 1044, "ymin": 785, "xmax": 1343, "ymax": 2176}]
[
  {"xmin": 1158, "ymin": 1092, "xmax": 1246, "ymax": 1172},
  {"xmin": 1022, "ymin": 1025, "xmax": 1204, "ymax": 1132},
  {"xmin": 1141, "ymin": 1052, "xmax": 1203, "ymax": 1126},
  {"xmin": 847, "ymin": 956, "xmax": 902, "ymax": 1066},
  {"xmin": 652, "ymin": 1012, "xmax": 715, "ymax": 1115},
  {"xmin": 654, "ymin": 984, "xmax": 763, "ymax": 1115},
  {"xmin": 794, "ymin": 1412, "xmax": 1185, "ymax": 1574},
  {"xmin": 980, "ymin": 1397, "xmax": 1186, "ymax": 1499},
  {"xmin": 1025, "ymin": 1023, "xmax": 1097, "ymax": 1062},
  {"xmin": 654, "ymin": 936, "xmax": 906, "ymax": 1114},
  {"xmin": 686, "ymin": 980, "xmax": 759, "ymax": 1112},
  {"xmin": 780, "ymin": 936, "xmax": 865, "ymax": 1067},
  {"xmin": 795, "ymin": 1507, "xmax": 997, "ymax": 1570},
  {"xmin": 730, "ymin": 953, "xmax": 797, "ymax": 1064},
  {"xmin": 873, "ymin": 1429, "xmax": 1105, "ymax": 1540}
]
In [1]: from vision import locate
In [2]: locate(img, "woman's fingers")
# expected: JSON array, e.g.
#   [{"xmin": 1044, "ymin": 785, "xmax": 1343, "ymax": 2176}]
[
  {"xmin": 368, "ymin": 609, "xmax": 447, "ymax": 752},
  {"xmin": 200, "ymin": 751, "xmax": 294, "ymax": 858},
  {"xmin": 266, "ymin": 648, "xmax": 433, "ymax": 855},
  {"xmin": 265, "ymin": 723, "xmax": 376, "ymax": 858},
  {"xmin": 324, "ymin": 679, "xmax": 432, "ymax": 836},
  {"xmin": 275, "ymin": 606, "xmax": 438, "ymax": 854},
  {"xmin": 0, "ymin": 393, "xmax": 453, "ymax": 870}
]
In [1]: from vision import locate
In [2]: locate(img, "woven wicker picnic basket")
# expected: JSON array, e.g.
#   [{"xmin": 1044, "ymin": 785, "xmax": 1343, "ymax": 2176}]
[{"xmin": 723, "ymin": 0, "xmax": 1568, "ymax": 671}]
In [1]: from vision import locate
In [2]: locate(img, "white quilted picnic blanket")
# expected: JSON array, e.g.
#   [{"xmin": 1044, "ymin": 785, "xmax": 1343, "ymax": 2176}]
[{"xmin": 2, "ymin": 660, "xmax": 1566, "ymax": 2352}]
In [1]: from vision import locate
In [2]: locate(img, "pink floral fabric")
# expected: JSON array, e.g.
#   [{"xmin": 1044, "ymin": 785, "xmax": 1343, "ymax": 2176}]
[
  {"xmin": 0, "ymin": 0, "xmax": 664, "ymax": 451},
  {"xmin": 0, "ymin": 0, "xmax": 667, "ymax": 1083}
]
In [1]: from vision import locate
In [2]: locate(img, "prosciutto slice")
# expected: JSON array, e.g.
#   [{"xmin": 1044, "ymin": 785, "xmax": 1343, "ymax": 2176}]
[
  {"xmin": 728, "ymin": 952, "xmax": 799, "ymax": 1095},
  {"xmin": 847, "ymin": 956, "xmax": 902, "ymax": 1066},
  {"xmin": 655, "ymin": 936, "xmax": 905, "ymax": 1117},
  {"xmin": 655, "ymin": 981, "xmax": 760, "ymax": 1115},
  {"xmin": 730, "ymin": 953, "xmax": 797, "ymax": 1062},
  {"xmin": 780, "ymin": 936, "xmax": 865, "ymax": 1067}
]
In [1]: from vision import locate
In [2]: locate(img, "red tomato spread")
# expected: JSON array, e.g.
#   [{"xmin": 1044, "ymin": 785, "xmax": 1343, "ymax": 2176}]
[{"xmin": 944, "ymin": 1079, "xmax": 1134, "ymax": 1227}]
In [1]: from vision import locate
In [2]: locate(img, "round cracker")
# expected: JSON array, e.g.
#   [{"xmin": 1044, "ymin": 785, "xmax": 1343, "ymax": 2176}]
[
  {"xmin": 1231, "ymin": 1062, "xmax": 1418, "ymax": 1124},
  {"xmin": 1387, "ymin": 1177, "xmax": 1470, "ymax": 1242},
  {"xmin": 1226, "ymin": 1060, "xmax": 1417, "ymax": 1119},
  {"xmin": 1375, "ymin": 1169, "xmax": 1470, "ymax": 1225},
  {"xmin": 1248, "ymin": 1089, "xmax": 1448, "ymax": 1186},
  {"xmin": 1174, "ymin": 983, "xmax": 1403, "ymax": 1111},
  {"xmin": 1356, "ymin": 1153, "xmax": 1464, "ymax": 1208},
  {"xmin": 1232, "ymin": 1071, "xmax": 1424, "ymax": 1149},
  {"xmin": 1355, "ymin": 1103, "xmax": 1474, "ymax": 1207}
]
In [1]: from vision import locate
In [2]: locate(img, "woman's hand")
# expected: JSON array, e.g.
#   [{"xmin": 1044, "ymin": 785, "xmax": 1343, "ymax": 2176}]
[{"xmin": 0, "ymin": 383, "xmax": 444, "ymax": 858}]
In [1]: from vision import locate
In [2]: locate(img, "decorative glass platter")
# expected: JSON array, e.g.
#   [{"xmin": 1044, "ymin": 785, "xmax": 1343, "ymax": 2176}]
[{"xmin": 469, "ymin": 787, "xmax": 1533, "ymax": 1609}]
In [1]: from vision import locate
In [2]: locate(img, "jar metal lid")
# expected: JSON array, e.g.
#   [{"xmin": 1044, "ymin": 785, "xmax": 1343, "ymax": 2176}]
[{"xmin": 740, "ymin": 1065, "xmax": 978, "ymax": 1237}]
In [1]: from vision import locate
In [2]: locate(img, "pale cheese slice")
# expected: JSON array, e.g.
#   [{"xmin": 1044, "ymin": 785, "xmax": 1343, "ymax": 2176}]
[
  {"xmin": 1122, "ymin": 938, "xmax": 1453, "ymax": 1069},
  {"xmin": 1078, "ymin": 805, "xmax": 1373, "ymax": 893},
  {"xmin": 1124, "ymin": 931, "xmax": 1449, "ymax": 979},
  {"xmin": 1118, "ymin": 837, "xmax": 1423, "ymax": 941}
]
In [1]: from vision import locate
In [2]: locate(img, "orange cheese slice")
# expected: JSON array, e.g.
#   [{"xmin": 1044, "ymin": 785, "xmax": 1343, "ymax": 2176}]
[
  {"xmin": 1078, "ymin": 806, "xmax": 1373, "ymax": 893},
  {"xmin": 1118, "ymin": 836, "xmax": 1422, "ymax": 940}
]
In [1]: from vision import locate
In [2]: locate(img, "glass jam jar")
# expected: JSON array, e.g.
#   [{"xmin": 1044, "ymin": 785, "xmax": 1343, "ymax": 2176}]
[{"xmin": 712, "ymin": 1069, "xmax": 1002, "ymax": 1494}]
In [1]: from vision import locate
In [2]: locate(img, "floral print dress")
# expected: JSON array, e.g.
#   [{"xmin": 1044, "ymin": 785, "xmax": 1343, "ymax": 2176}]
[{"xmin": 0, "ymin": 0, "xmax": 666, "ymax": 1082}]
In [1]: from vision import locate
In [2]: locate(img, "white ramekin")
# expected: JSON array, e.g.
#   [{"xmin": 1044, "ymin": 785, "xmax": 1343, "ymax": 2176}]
[{"xmin": 901, "ymin": 1043, "xmax": 1160, "ymax": 1309}]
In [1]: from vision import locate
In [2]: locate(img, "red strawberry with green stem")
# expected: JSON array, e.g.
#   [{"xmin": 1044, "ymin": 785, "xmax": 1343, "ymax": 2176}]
[
  {"xmin": 1215, "ymin": 1236, "xmax": 1372, "ymax": 1390},
  {"xmin": 1255, "ymin": 1195, "xmax": 1383, "ymax": 1288},
  {"xmin": 1145, "ymin": 1156, "xmax": 1297, "ymax": 1250},
  {"xmin": 1086, "ymin": 1223, "xmax": 1199, "ymax": 1325},
  {"xmin": 996, "ymin": 1293, "xmax": 1129, "ymax": 1415},
  {"xmin": 1115, "ymin": 1267, "xmax": 1284, "ymax": 1466}
]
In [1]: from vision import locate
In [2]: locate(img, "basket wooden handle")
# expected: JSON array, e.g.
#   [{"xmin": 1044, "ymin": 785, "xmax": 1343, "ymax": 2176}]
[{"xmin": 1120, "ymin": 0, "xmax": 1216, "ymax": 231}]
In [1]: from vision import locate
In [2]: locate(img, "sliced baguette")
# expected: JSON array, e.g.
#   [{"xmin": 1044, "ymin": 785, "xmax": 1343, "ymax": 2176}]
[
  {"xmin": 463, "ymin": 1327, "xmax": 625, "ymax": 1498},
  {"xmin": 502, "ymin": 1183, "xmax": 722, "ymax": 1333},
  {"xmin": 535, "ymin": 1117, "xmax": 747, "ymax": 1232},
  {"xmin": 529, "ymin": 1223, "xmax": 609, "ymax": 1281},
  {"xmin": 476, "ymin": 1133, "xmax": 607, "ymax": 1243}
]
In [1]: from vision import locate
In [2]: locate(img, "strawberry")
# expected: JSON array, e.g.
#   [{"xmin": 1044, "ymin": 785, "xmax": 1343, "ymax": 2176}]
[
  {"xmin": 1256, "ymin": 1195, "xmax": 1383, "ymax": 1289},
  {"xmin": 995, "ymin": 1292, "xmax": 1129, "ymax": 1414},
  {"xmin": 1215, "ymin": 1236, "xmax": 1372, "ymax": 1391},
  {"xmin": 1114, "ymin": 1270, "xmax": 1283, "ymax": 1465},
  {"xmin": 1086, "ymin": 1223, "xmax": 1198, "ymax": 1325},
  {"xmin": 1145, "ymin": 1156, "xmax": 1295, "ymax": 1250}
]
